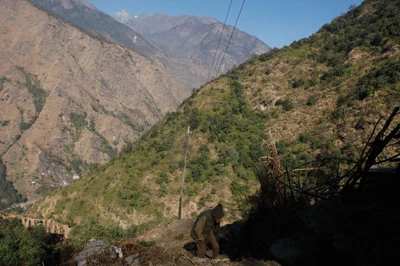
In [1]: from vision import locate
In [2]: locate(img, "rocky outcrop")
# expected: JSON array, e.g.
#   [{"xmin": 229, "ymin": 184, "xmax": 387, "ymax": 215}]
[
  {"xmin": 74, "ymin": 239, "xmax": 123, "ymax": 266},
  {"xmin": 0, "ymin": 213, "xmax": 71, "ymax": 238},
  {"xmin": 20, "ymin": 216, "xmax": 72, "ymax": 238}
]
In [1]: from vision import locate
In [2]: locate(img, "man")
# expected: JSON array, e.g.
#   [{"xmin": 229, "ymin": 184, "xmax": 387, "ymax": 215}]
[{"xmin": 191, "ymin": 203, "xmax": 224, "ymax": 263}]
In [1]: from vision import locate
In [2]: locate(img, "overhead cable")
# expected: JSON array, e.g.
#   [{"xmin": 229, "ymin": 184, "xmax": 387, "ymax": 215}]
[
  {"xmin": 216, "ymin": 0, "xmax": 246, "ymax": 77},
  {"xmin": 206, "ymin": 0, "xmax": 234, "ymax": 83}
]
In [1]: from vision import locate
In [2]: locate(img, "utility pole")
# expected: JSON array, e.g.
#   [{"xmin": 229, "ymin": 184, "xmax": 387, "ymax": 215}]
[{"xmin": 178, "ymin": 126, "xmax": 190, "ymax": 220}]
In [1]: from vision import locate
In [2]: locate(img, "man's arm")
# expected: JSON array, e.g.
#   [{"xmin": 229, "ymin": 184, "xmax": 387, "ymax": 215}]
[{"xmin": 194, "ymin": 215, "xmax": 207, "ymax": 241}]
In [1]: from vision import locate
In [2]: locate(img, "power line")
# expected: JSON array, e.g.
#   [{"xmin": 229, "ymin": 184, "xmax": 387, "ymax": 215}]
[
  {"xmin": 216, "ymin": 0, "xmax": 246, "ymax": 77},
  {"xmin": 206, "ymin": 0, "xmax": 234, "ymax": 83}
]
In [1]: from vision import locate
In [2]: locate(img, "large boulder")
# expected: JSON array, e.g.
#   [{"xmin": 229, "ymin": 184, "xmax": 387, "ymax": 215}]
[{"xmin": 74, "ymin": 239, "xmax": 123, "ymax": 265}]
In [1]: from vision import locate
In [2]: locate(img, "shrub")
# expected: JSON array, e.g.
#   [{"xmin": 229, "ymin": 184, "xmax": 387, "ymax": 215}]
[
  {"xmin": 0, "ymin": 120, "xmax": 10, "ymax": 127},
  {"xmin": 356, "ymin": 61, "xmax": 400, "ymax": 100},
  {"xmin": 70, "ymin": 112, "xmax": 88, "ymax": 131},
  {"xmin": 156, "ymin": 171, "xmax": 169, "ymax": 185},
  {"xmin": 68, "ymin": 217, "xmax": 124, "ymax": 248},
  {"xmin": 17, "ymin": 68, "xmax": 47, "ymax": 114},
  {"xmin": 0, "ymin": 77, "xmax": 9, "ymax": 92},
  {"xmin": 299, "ymin": 131, "xmax": 312, "ymax": 143},
  {"xmin": 275, "ymin": 98, "xmax": 294, "ymax": 111},
  {"xmin": 0, "ymin": 218, "xmax": 57, "ymax": 265},
  {"xmin": 306, "ymin": 95, "xmax": 318, "ymax": 106}
]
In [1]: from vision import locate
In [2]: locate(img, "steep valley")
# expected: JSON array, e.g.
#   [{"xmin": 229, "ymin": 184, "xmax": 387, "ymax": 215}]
[
  {"xmin": 1, "ymin": 0, "xmax": 400, "ymax": 265},
  {"xmin": 28, "ymin": 0, "xmax": 400, "ymax": 227}
]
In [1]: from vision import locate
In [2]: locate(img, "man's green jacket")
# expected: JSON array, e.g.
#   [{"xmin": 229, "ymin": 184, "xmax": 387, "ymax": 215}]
[{"xmin": 191, "ymin": 209, "xmax": 220, "ymax": 241}]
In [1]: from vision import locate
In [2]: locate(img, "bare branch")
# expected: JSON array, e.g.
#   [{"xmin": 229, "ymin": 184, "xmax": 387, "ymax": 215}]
[
  {"xmin": 375, "ymin": 152, "xmax": 400, "ymax": 164},
  {"xmin": 343, "ymin": 107, "xmax": 400, "ymax": 193}
]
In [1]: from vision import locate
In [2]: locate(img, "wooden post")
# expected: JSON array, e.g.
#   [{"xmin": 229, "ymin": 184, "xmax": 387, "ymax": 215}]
[{"xmin": 178, "ymin": 126, "xmax": 190, "ymax": 219}]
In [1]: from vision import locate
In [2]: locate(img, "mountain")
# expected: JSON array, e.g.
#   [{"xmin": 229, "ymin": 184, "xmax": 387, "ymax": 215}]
[
  {"xmin": 28, "ymin": 0, "xmax": 163, "ymax": 60},
  {"xmin": 112, "ymin": 10, "xmax": 136, "ymax": 24},
  {"xmin": 29, "ymin": 0, "xmax": 400, "ymax": 229},
  {"xmin": 112, "ymin": 11, "xmax": 271, "ymax": 85},
  {"xmin": 28, "ymin": 0, "xmax": 270, "ymax": 90},
  {"xmin": 0, "ymin": 0, "xmax": 190, "ymax": 203},
  {"xmin": 26, "ymin": 0, "xmax": 206, "ymax": 90}
]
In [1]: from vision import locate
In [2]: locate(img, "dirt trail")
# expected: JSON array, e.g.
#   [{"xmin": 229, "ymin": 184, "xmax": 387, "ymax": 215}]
[{"xmin": 135, "ymin": 219, "xmax": 281, "ymax": 266}]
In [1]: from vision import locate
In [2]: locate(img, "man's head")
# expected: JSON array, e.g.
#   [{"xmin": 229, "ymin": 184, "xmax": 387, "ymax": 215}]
[{"xmin": 212, "ymin": 203, "xmax": 224, "ymax": 222}]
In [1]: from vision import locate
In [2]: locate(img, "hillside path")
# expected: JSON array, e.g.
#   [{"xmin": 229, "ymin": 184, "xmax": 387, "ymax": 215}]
[{"xmin": 135, "ymin": 219, "xmax": 280, "ymax": 265}]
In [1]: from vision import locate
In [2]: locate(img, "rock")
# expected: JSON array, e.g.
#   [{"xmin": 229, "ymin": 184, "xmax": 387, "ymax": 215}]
[
  {"xmin": 88, "ymin": 239, "xmax": 109, "ymax": 247},
  {"xmin": 74, "ymin": 239, "xmax": 123, "ymax": 265},
  {"xmin": 112, "ymin": 245, "xmax": 123, "ymax": 258},
  {"xmin": 270, "ymin": 238, "xmax": 304, "ymax": 265},
  {"xmin": 125, "ymin": 253, "xmax": 140, "ymax": 266},
  {"xmin": 77, "ymin": 260, "xmax": 87, "ymax": 266}
]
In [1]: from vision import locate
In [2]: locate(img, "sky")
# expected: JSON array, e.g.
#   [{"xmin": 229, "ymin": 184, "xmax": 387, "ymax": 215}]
[{"xmin": 88, "ymin": 0, "xmax": 365, "ymax": 48}]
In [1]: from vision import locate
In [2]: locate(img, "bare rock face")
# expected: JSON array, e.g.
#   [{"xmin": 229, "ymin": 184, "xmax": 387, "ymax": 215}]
[{"xmin": 0, "ymin": 0, "xmax": 190, "ymax": 200}]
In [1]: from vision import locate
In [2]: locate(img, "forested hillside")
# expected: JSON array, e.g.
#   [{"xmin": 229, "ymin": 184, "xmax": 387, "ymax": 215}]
[{"xmin": 30, "ymin": 0, "xmax": 399, "ymax": 241}]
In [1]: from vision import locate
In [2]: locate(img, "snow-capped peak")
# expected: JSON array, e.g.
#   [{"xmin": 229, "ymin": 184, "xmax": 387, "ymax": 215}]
[{"xmin": 112, "ymin": 10, "xmax": 136, "ymax": 24}]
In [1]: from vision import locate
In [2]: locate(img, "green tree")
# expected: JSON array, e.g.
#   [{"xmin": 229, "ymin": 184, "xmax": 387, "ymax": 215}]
[{"xmin": 0, "ymin": 218, "xmax": 48, "ymax": 265}]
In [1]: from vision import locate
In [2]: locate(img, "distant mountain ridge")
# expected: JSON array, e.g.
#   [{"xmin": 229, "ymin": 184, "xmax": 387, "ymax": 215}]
[
  {"xmin": 29, "ymin": 0, "xmax": 271, "ymax": 89},
  {"xmin": 112, "ymin": 11, "xmax": 271, "ymax": 80},
  {"xmin": 111, "ymin": 10, "xmax": 221, "ymax": 34},
  {"xmin": 28, "ymin": 0, "xmax": 163, "ymax": 60}
]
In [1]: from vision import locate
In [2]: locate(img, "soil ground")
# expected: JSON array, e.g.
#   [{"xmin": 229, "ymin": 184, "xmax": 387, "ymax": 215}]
[{"xmin": 130, "ymin": 219, "xmax": 281, "ymax": 266}]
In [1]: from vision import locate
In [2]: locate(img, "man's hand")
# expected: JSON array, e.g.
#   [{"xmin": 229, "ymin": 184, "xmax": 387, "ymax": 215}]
[{"xmin": 196, "ymin": 238, "xmax": 206, "ymax": 249}]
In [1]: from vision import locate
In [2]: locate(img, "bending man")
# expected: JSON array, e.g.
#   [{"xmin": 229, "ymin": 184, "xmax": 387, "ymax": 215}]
[{"xmin": 191, "ymin": 203, "xmax": 224, "ymax": 262}]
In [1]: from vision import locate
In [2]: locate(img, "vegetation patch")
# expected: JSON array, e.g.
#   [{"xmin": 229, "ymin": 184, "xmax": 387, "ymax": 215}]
[
  {"xmin": 0, "ymin": 159, "xmax": 25, "ymax": 209},
  {"xmin": 16, "ymin": 67, "xmax": 47, "ymax": 114},
  {"xmin": 0, "ymin": 217, "xmax": 63, "ymax": 265},
  {"xmin": 356, "ymin": 61, "xmax": 400, "ymax": 100},
  {"xmin": 0, "ymin": 120, "xmax": 10, "ymax": 128},
  {"xmin": 87, "ymin": 118, "xmax": 117, "ymax": 158},
  {"xmin": 69, "ymin": 112, "xmax": 88, "ymax": 140},
  {"xmin": 68, "ymin": 217, "xmax": 162, "ymax": 248},
  {"xmin": 12, "ymin": 68, "xmax": 47, "ymax": 132},
  {"xmin": 120, "ymin": 113, "xmax": 146, "ymax": 132},
  {"xmin": 0, "ymin": 77, "xmax": 10, "ymax": 92}
]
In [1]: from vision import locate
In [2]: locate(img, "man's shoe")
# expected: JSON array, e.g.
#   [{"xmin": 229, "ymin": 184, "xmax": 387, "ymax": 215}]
[
  {"xmin": 205, "ymin": 250, "xmax": 213, "ymax": 258},
  {"xmin": 193, "ymin": 257, "xmax": 208, "ymax": 264},
  {"xmin": 212, "ymin": 257, "xmax": 229, "ymax": 263}
]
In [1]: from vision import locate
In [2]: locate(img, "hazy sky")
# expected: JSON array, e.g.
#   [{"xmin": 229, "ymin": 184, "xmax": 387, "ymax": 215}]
[{"xmin": 88, "ymin": 0, "xmax": 365, "ymax": 48}]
